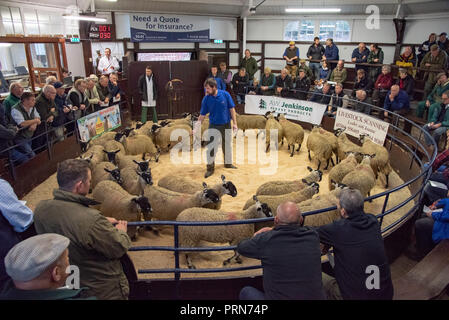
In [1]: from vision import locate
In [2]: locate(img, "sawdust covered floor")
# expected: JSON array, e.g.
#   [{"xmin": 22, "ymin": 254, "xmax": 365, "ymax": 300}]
[{"xmin": 22, "ymin": 130, "xmax": 413, "ymax": 280}]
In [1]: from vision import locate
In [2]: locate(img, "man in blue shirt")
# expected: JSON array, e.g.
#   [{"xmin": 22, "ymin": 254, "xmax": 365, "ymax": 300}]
[
  {"xmin": 195, "ymin": 78, "xmax": 238, "ymax": 178},
  {"xmin": 382, "ymin": 84, "xmax": 410, "ymax": 119},
  {"xmin": 323, "ymin": 38, "xmax": 339, "ymax": 71},
  {"xmin": 351, "ymin": 42, "xmax": 370, "ymax": 72}
]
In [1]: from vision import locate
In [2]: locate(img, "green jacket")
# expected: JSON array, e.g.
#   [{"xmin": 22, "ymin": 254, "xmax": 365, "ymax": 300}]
[
  {"xmin": 240, "ymin": 57, "xmax": 258, "ymax": 80},
  {"xmin": 3, "ymin": 94, "xmax": 20, "ymax": 123},
  {"xmin": 421, "ymin": 50, "xmax": 447, "ymax": 85},
  {"xmin": 429, "ymin": 103, "xmax": 449, "ymax": 126},
  {"xmin": 299, "ymin": 64, "xmax": 315, "ymax": 81},
  {"xmin": 33, "ymin": 189, "xmax": 131, "ymax": 300},
  {"xmin": 96, "ymin": 83, "xmax": 112, "ymax": 102},
  {"xmin": 367, "ymin": 48, "xmax": 384, "ymax": 64},
  {"xmin": 34, "ymin": 92, "xmax": 57, "ymax": 122},
  {"xmin": 427, "ymin": 80, "xmax": 449, "ymax": 104},
  {"xmin": 330, "ymin": 67, "xmax": 347, "ymax": 84}
]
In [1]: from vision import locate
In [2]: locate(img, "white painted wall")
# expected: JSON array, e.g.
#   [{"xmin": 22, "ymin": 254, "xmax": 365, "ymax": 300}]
[
  {"xmin": 403, "ymin": 17, "xmax": 449, "ymax": 44},
  {"xmin": 65, "ymin": 43, "xmax": 86, "ymax": 78}
]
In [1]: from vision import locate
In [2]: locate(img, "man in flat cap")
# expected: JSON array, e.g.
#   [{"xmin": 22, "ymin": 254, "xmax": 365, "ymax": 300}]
[
  {"xmin": 33, "ymin": 159, "xmax": 131, "ymax": 300},
  {"xmin": 283, "ymin": 41, "xmax": 300, "ymax": 81},
  {"xmin": 420, "ymin": 44, "xmax": 448, "ymax": 99},
  {"xmin": 1, "ymin": 233, "xmax": 92, "ymax": 300}
]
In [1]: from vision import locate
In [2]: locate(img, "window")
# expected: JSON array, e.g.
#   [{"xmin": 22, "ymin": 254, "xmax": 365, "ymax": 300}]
[
  {"xmin": 284, "ymin": 21, "xmax": 299, "ymax": 41},
  {"xmin": 319, "ymin": 20, "xmax": 351, "ymax": 42},
  {"xmin": 299, "ymin": 20, "xmax": 315, "ymax": 41}
]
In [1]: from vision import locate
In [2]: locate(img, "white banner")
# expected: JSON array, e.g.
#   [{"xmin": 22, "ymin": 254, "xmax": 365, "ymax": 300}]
[
  {"xmin": 245, "ymin": 95, "xmax": 327, "ymax": 125},
  {"xmin": 77, "ymin": 105, "xmax": 121, "ymax": 143},
  {"xmin": 334, "ymin": 107, "xmax": 389, "ymax": 145}
]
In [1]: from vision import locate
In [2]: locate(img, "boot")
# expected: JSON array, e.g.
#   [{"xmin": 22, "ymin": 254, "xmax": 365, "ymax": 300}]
[
  {"xmin": 224, "ymin": 164, "xmax": 238, "ymax": 169},
  {"xmin": 205, "ymin": 164, "xmax": 214, "ymax": 178}
]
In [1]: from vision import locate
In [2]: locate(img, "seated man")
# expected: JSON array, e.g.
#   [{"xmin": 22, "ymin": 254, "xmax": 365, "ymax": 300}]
[
  {"xmin": 416, "ymin": 72, "xmax": 449, "ymax": 121},
  {"xmin": 396, "ymin": 68, "xmax": 415, "ymax": 98},
  {"xmin": 1, "ymin": 233, "xmax": 92, "ymax": 300},
  {"xmin": 423, "ymin": 91, "xmax": 449, "ymax": 147},
  {"xmin": 352, "ymin": 89, "xmax": 373, "ymax": 115},
  {"xmin": 33, "ymin": 159, "xmax": 132, "ymax": 300},
  {"xmin": 257, "ymin": 67, "xmax": 276, "ymax": 96},
  {"xmin": 108, "ymin": 73, "xmax": 122, "ymax": 104},
  {"xmin": 329, "ymin": 60, "xmax": 347, "ymax": 85},
  {"xmin": 237, "ymin": 202, "xmax": 325, "ymax": 300},
  {"xmin": 317, "ymin": 189, "xmax": 394, "ymax": 300},
  {"xmin": 382, "ymin": 84, "xmax": 410, "ymax": 120},
  {"xmin": 96, "ymin": 75, "xmax": 112, "ymax": 107},
  {"xmin": 232, "ymin": 67, "xmax": 249, "ymax": 104},
  {"xmin": 294, "ymin": 69, "xmax": 311, "ymax": 100},
  {"xmin": 352, "ymin": 69, "xmax": 373, "ymax": 97},
  {"xmin": 275, "ymin": 68, "xmax": 293, "ymax": 98},
  {"xmin": 372, "ymin": 65, "xmax": 393, "ymax": 107},
  {"xmin": 309, "ymin": 82, "xmax": 333, "ymax": 105},
  {"xmin": 298, "ymin": 59, "xmax": 315, "ymax": 82},
  {"xmin": 326, "ymin": 83, "xmax": 349, "ymax": 117}
]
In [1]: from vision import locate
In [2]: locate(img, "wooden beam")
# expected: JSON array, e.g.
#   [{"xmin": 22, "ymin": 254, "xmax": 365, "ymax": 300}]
[
  {"xmin": 24, "ymin": 43, "xmax": 35, "ymax": 92},
  {"xmin": 393, "ymin": 18, "xmax": 407, "ymax": 61}
]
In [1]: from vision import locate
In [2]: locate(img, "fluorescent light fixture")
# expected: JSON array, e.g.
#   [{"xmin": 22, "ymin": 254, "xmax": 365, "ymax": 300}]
[
  {"xmin": 285, "ymin": 8, "xmax": 341, "ymax": 13},
  {"xmin": 63, "ymin": 15, "xmax": 107, "ymax": 22}
]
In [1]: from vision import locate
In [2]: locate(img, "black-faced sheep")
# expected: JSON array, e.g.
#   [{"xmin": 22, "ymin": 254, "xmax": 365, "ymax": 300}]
[
  {"xmin": 306, "ymin": 126, "xmax": 334, "ymax": 170},
  {"xmin": 115, "ymin": 153, "xmax": 156, "ymax": 171},
  {"xmin": 335, "ymin": 128, "xmax": 362, "ymax": 163},
  {"xmin": 243, "ymin": 182, "xmax": 320, "ymax": 213},
  {"xmin": 341, "ymin": 154, "xmax": 376, "ymax": 198},
  {"xmin": 328, "ymin": 152, "xmax": 359, "ymax": 190},
  {"xmin": 91, "ymin": 162, "xmax": 124, "ymax": 189},
  {"xmin": 264, "ymin": 112, "xmax": 284, "ymax": 152},
  {"xmin": 277, "ymin": 114, "xmax": 304, "ymax": 157},
  {"xmin": 121, "ymin": 166, "xmax": 153, "ymax": 196},
  {"xmin": 92, "ymin": 180, "xmax": 152, "ymax": 240},
  {"xmin": 177, "ymin": 196, "xmax": 273, "ymax": 269},
  {"xmin": 256, "ymin": 167, "xmax": 323, "ymax": 196},
  {"xmin": 80, "ymin": 145, "xmax": 105, "ymax": 169},
  {"xmin": 359, "ymin": 134, "xmax": 393, "ymax": 188}
]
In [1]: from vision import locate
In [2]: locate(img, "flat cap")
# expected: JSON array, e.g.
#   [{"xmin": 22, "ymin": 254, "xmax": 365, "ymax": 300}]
[
  {"xmin": 431, "ymin": 44, "xmax": 439, "ymax": 51},
  {"xmin": 5, "ymin": 233, "xmax": 70, "ymax": 282}
]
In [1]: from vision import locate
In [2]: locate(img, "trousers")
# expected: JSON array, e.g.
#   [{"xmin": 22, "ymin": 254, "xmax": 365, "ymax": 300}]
[{"xmin": 206, "ymin": 122, "xmax": 233, "ymax": 168}]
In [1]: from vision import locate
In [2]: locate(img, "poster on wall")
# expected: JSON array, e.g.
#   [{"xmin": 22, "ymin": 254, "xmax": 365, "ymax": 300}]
[
  {"xmin": 245, "ymin": 95, "xmax": 327, "ymax": 125},
  {"xmin": 77, "ymin": 105, "xmax": 121, "ymax": 143},
  {"xmin": 334, "ymin": 107, "xmax": 389, "ymax": 145},
  {"xmin": 129, "ymin": 13, "xmax": 210, "ymax": 42}
]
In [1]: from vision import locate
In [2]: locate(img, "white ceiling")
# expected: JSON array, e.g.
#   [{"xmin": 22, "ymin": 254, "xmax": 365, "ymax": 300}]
[{"xmin": 6, "ymin": 0, "xmax": 449, "ymax": 17}]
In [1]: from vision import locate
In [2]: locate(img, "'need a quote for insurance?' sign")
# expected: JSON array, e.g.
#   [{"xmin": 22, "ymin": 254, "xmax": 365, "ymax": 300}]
[
  {"xmin": 130, "ymin": 13, "xmax": 210, "ymax": 42},
  {"xmin": 245, "ymin": 95, "xmax": 327, "ymax": 125},
  {"xmin": 334, "ymin": 107, "xmax": 389, "ymax": 145}
]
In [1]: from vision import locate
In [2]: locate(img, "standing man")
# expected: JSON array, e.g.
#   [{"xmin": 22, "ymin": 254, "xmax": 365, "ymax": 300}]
[
  {"xmin": 138, "ymin": 65, "xmax": 158, "ymax": 124},
  {"xmin": 437, "ymin": 32, "xmax": 449, "ymax": 56},
  {"xmin": 307, "ymin": 37, "xmax": 325, "ymax": 80},
  {"xmin": 323, "ymin": 38, "xmax": 339, "ymax": 71},
  {"xmin": 420, "ymin": 44, "xmax": 447, "ymax": 99},
  {"xmin": 194, "ymin": 78, "xmax": 238, "ymax": 178},
  {"xmin": 34, "ymin": 85, "xmax": 58, "ymax": 148},
  {"xmin": 351, "ymin": 42, "xmax": 370, "ymax": 72},
  {"xmin": 283, "ymin": 41, "xmax": 300, "ymax": 81},
  {"xmin": 33, "ymin": 159, "xmax": 131, "ymax": 300},
  {"xmin": 240, "ymin": 49, "xmax": 258, "ymax": 83},
  {"xmin": 317, "ymin": 188, "xmax": 394, "ymax": 300},
  {"xmin": 97, "ymin": 48, "xmax": 120, "ymax": 75},
  {"xmin": 237, "ymin": 202, "xmax": 325, "ymax": 300},
  {"xmin": 367, "ymin": 44, "xmax": 384, "ymax": 83}
]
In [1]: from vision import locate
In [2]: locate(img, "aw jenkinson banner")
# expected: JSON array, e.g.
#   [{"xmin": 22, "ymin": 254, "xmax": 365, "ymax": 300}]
[{"xmin": 130, "ymin": 14, "xmax": 210, "ymax": 42}]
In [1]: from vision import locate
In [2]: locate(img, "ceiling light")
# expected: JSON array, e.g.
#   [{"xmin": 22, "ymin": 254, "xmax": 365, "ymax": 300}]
[
  {"xmin": 285, "ymin": 8, "xmax": 341, "ymax": 13},
  {"xmin": 63, "ymin": 14, "xmax": 107, "ymax": 22}
]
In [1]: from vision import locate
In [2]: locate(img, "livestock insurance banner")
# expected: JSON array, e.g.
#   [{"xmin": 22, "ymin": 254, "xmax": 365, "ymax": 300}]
[
  {"xmin": 130, "ymin": 13, "xmax": 210, "ymax": 42},
  {"xmin": 245, "ymin": 95, "xmax": 327, "ymax": 125},
  {"xmin": 77, "ymin": 105, "xmax": 121, "ymax": 143},
  {"xmin": 334, "ymin": 107, "xmax": 389, "ymax": 145}
]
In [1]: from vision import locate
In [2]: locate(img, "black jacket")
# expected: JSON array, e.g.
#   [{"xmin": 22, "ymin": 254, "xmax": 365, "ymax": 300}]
[
  {"xmin": 396, "ymin": 75, "xmax": 415, "ymax": 98},
  {"xmin": 138, "ymin": 74, "xmax": 158, "ymax": 103},
  {"xmin": 317, "ymin": 213, "xmax": 394, "ymax": 300},
  {"xmin": 0, "ymin": 103, "xmax": 17, "ymax": 156},
  {"xmin": 0, "ymin": 211, "xmax": 21, "ymax": 290},
  {"xmin": 307, "ymin": 44, "xmax": 325, "ymax": 61},
  {"xmin": 237, "ymin": 225, "xmax": 325, "ymax": 300},
  {"xmin": 329, "ymin": 91, "xmax": 346, "ymax": 111},
  {"xmin": 295, "ymin": 76, "xmax": 311, "ymax": 93},
  {"xmin": 353, "ymin": 76, "xmax": 373, "ymax": 96},
  {"xmin": 232, "ymin": 73, "xmax": 249, "ymax": 95},
  {"xmin": 275, "ymin": 75, "xmax": 293, "ymax": 90}
]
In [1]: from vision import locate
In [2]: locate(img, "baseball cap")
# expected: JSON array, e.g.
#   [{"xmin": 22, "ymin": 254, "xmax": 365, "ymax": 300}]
[
  {"xmin": 5, "ymin": 233, "xmax": 70, "ymax": 282},
  {"xmin": 53, "ymin": 81, "xmax": 66, "ymax": 89},
  {"xmin": 289, "ymin": 41, "xmax": 295, "ymax": 45}
]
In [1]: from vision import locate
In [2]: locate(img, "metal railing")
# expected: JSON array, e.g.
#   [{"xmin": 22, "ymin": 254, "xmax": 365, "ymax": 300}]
[{"xmin": 126, "ymin": 92, "xmax": 437, "ymax": 288}]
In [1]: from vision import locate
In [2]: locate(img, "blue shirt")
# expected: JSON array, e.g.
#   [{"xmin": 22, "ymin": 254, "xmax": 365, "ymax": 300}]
[
  {"xmin": 200, "ymin": 90, "xmax": 235, "ymax": 125},
  {"xmin": 0, "ymin": 179, "xmax": 33, "ymax": 233},
  {"xmin": 383, "ymin": 89, "xmax": 410, "ymax": 111},
  {"xmin": 213, "ymin": 76, "xmax": 226, "ymax": 91},
  {"xmin": 324, "ymin": 44, "xmax": 339, "ymax": 61},
  {"xmin": 432, "ymin": 198, "xmax": 449, "ymax": 243}
]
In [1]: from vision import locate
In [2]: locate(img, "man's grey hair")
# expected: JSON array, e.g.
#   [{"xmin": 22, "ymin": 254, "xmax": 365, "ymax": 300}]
[
  {"xmin": 9, "ymin": 82, "xmax": 22, "ymax": 93},
  {"xmin": 339, "ymin": 188, "xmax": 364, "ymax": 217},
  {"xmin": 43, "ymin": 84, "xmax": 56, "ymax": 95},
  {"xmin": 45, "ymin": 76, "xmax": 57, "ymax": 85}
]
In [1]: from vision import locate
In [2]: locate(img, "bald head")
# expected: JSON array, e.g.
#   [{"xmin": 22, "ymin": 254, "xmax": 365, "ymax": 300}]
[{"xmin": 276, "ymin": 202, "xmax": 303, "ymax": 226}]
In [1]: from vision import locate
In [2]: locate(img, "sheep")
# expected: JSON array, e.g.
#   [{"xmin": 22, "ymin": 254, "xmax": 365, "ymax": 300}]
[
  {"xmin": 341, "ymin": 154, "xmax": 376, "ymax": 198},
  {"xmin": 264, "ymin": 112, "xmax": 284, "ymax": 152},
  {"xmin": 131, "ymin": 121, "xmax": 155, "ymax": 137},
  {"xmin": 327, "ymin": 152, "xmax": 359, "ymax": 190},
  {"xmin": 121, "ymin": 166, "xmax": 153, "ymax": 196},
  {"xmin": 160, "ymin": 113, "xmax": 193, "ymax": 128},
  {"xmin": 319, "ymin": 127, "xmax": 342, "ymax": 163},
  {"xmin": 335, "ymin": 128, "xmax": 362, "ymax": 163},
  {"xmin": 359, "ymin": 134, "xmax": 393, "ymax": 188},
  {"xmin": 114, "ymin": 132, "xmax": 159, "ymax": 157},
  {"xmin": 242, "ymin": 182, "xmax": 320, "ymax": 213},
  {"xmin": 91, "ymin": 162, "xmax": 124, "ymax": 189},
  {"xmin": 297, "ymin": 182, "xmax": 349, "ymax": 227},
  {"xmin": 143, "ymin": 183, "xmax": 220, "ymax": 221},
  {"xmin": 177, "ymin": 195, "xmax": 273, "ymax": 269},
  {"xmin": 256, "ymin": 166, "xmax": 323, "ymax": 196},
  {"xmin": 235, "ymin": 112, "xmax": 267, "ymax": 136},
  {"xmin": 92, "ymin": 180, "xmax": 152, "ymax": 240},
  {"xmin": 277, "ymin": 114, "xmax": 304, "ymax": 157},
  {"xmin": 115, "ymin": 153, "xmax": 158, "ymax": 171},
  {"xmin": 306, "ymin": 126, "xmax": 334, "ymax": 170},
  {"xmin": 157, "ymin": 174, "xmax": 238, "ymax": 210},
  {"xmin": 102, "ymin": 149, "xmax": 121, "ymax": 165},
  {"xmin": 88, "ymin": 131, "xmax": 117, "ymax": 148},
  {"xmin": 80, "ymin": 145, "xmax": 105, "ymax": 169},
  {"xmin": 103, "ymin": 138, "xmax": 126, "ymax": 155},
  {"xmin": 150, "ymin": 123, "xmax": 192, "ymax": 152}
]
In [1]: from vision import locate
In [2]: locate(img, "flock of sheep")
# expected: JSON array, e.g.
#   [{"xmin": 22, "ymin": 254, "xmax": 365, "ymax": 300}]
[{"xmin": 76, "ymin": 112, "xmax": 393, "ymax": 269}]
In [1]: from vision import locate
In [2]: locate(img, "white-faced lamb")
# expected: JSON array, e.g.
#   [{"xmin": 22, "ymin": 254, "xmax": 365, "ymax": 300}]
[
  {"xmin": 277, "ymin": 114, "xmax": 304, "ymax": 157},
  {"xmin": 176, "ymin": 196, "xmax": 273, "ymax": 269},
  {"xmin": 341, "ymin": 154, "xmax": 376, "ymax": 198},
  {"xmin": 264, "ymin": 112, "xmax": 284, "ymax": 152},
  {"xmin": 359, "ymin": 134, "xmax": 393, "ymax": 188},
  {"xmin": 306, "ymin": 126, "xmax": 334, "ymax": 170},
  {"xmin": 92, "ymin": 180, "xmax": 152, "ymax": 240},
  {"xmin": 256, "ymin": 167, "xmax": 322, "ymax": 196}
]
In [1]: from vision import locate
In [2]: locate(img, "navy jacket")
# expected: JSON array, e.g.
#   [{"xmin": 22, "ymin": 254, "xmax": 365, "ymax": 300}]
[
  {"xmin": 383, "ymin": 89, "xmax": 410, "ymax": 112},
  {"xmin": 352, "ymin": 48, "xmax": 370, "ymax": 71},
  {"xmin": 53, "ymin": 94, "xmax": 68, "ymax": 127},
  {"xmin": 324, "ymin": 44, "xmax": 339, "ymax": 61}
]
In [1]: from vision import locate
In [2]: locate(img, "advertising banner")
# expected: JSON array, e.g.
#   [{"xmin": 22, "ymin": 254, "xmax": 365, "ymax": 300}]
[
  {"xmin": 130, "ymin": 13, "xmax": 210, "ymax": 42},
  {"xmin": 77, "ymin": 105, "xmax": 121, "ymax": 143}
]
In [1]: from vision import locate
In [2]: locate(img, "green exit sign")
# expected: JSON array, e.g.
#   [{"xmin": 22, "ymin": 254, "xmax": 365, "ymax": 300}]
[
  {"xmin": 214, "ymin": 39, "xmax": 223, "ymax": 44},
  {"xmin": 71, "ymin": 37, "xmax": 80, "ymax": 43}
]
